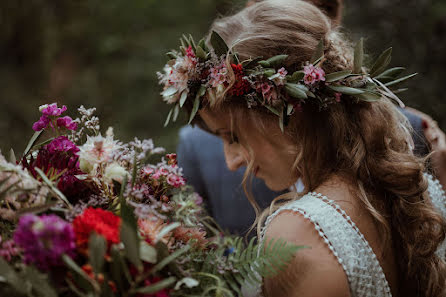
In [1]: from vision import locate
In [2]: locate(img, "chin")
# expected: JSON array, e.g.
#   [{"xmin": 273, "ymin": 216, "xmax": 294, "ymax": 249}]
[{"xmin": 264, "ymin": 179, "xmax": 290, "ymax": 192}]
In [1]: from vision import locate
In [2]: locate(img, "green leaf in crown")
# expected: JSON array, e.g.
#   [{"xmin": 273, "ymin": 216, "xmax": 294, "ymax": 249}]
[{"xmin": 157, "ymin": 33, "xmax": 417, "ymax": 131}]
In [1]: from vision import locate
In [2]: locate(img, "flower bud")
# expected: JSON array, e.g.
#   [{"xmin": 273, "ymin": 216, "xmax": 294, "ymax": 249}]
[{"xmin": 104, "ymin": 163, "xmax": 128, "ymax": 183}]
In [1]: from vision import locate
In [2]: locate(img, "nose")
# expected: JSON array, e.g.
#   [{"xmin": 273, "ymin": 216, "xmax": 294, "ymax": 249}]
[{"xmin": 223, "ymin": 142, "xmax": 245, "ymax": 171}]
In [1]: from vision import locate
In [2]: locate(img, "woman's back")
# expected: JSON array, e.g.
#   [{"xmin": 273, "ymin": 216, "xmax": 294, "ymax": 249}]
[{"xmin": 263, "ymin": 174, "xmax": 446, "ymax": 297}]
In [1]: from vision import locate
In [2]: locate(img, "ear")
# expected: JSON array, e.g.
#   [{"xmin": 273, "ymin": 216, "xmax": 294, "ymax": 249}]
[{"xmin": 305, "ymin": 0, "xmax": 344, "ymax": 25}]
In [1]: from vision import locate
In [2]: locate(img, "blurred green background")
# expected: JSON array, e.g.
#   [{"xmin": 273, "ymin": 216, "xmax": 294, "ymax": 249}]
[{"xmin": 1, "ymin": 0, "xmax": 445, "ymax": 154}]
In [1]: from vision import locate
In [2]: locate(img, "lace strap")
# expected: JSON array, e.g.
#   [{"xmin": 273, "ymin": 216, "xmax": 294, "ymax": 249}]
[
  {"xmin": 425, "ymin": 173, "xmax": 446, "ymax": 261},
  {"xmin": 261, "ymin": 194, "xmax": 392, "ymax": 297}
]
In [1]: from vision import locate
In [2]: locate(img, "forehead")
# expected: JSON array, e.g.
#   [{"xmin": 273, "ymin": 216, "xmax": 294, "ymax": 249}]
[{"xmin": 198, "ymin": 109, "xmax": 233, "ymax": 132}]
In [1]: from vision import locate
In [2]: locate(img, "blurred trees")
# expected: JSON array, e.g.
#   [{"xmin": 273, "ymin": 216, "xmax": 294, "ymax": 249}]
[{"xmin": 0, "ymin": 0, "xmax": 445, "ymax": 154}]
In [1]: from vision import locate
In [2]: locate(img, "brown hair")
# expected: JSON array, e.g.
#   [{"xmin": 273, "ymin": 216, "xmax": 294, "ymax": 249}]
[{"xmin": 200, "ymin": 0, "xmax": 446, "ymax": 296}]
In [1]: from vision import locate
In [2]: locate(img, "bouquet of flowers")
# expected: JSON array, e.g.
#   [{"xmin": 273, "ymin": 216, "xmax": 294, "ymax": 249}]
[{"xmin": 0, "ymin": 103, "xmax": 300, "ymax": 297}]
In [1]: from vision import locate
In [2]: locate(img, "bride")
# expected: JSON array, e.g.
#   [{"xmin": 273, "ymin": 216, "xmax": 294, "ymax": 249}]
[{"xmin": 157, "ymin": 0, "xmax": 446, "ymax": 295}]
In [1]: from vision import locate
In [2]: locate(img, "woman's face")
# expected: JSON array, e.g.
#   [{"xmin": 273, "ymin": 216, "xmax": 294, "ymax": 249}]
[{"xmin": 199, "ymin": 109, "xmax": 299, "ymax": 191}]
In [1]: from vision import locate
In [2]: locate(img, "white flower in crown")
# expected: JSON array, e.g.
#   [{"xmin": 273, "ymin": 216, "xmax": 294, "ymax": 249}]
[{"xmin": 157, "ymin": 46, "xmax": 199, "ymax": 104}]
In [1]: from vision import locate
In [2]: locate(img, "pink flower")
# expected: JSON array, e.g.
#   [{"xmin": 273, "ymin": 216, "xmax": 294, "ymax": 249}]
[
  {"xmin": 57, "ymin": 116, "xmax": 78, "ymax": 131},
  {"xmin": 32, "ymin": 115, "xmax": 50, "ymax": 131},
  {"xmin": 185, "ymin": 45, "xmax": 195, "ymax": 59},
  {"xmin": 166, "ymin": 174, "xmax": 185, "ymax": 188},
  {"xmin": 255, "ymin": 81, "xmax": 279, "ymax": 105},
  {"xmin": 209, "ymin": 63, "xmax": 229, "ymax": 88},
  {"xmin": 41, "ymin": 103, "xmax": 67, "ymax": 117},
  {"xmin": 303, "ymin": 64, "xmax": 325, "ymax": 85}
]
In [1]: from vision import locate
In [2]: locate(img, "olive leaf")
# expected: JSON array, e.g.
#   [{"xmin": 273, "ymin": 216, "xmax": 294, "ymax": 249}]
[
  {"xmin": 188, "ymin": 86, "xmax": 205, "ymax": 124},
  {"xmin": 375, "ymin": 67, "xmax": 405, "ymax": 80},
  {"xmin": 353, "ymin": 92, "xmax": 382, "ymax": 102},
  {"xmin": 264, "ymin": 54, "xmax": 288, "ymax": 67},
  {"xmin": 327, "ymin": 85, "xmax": 365, "ymax": 95},
  {"xmin": 353, "ymin": 38, "xmax": 364, "ymax": 74},
  {"xmin": 179, "ymin": 91, "xmax": 188, "ymax": 108},
  {"xmin": 195, "ymin": 46, "xmax": 207, "ymax": 60},
  {"xmin": 285, "ymin": 83, "xmax": 308, "ymax": 99},
  {"xmin": 89, "ymin": 233, "xmax": 106, "ymax": 274},
  {"xmin": 384, "ymin": 73, "xmax": 417, "ymax": 87},
  {"xmin": 210, "ymin": 31, "xmax": 229, "ymax": 57},
  {"xmin": 173, "ymin": 104, "xmax": 180, "ymax": 122},
  {"xmin": 370, "ymin": 47, "xmax": 392, "ymax": 77},
  {"xmin": 325, "ymin": 70, "xmax": 352, "ymax": 83},
  {"xmin": 310, "ymin": 39, "xmax": 324, "ymax": 64},
  {"xmin": 164, "ymin": 108, "xmax": 173, "ymax": 127},
  {"xmin": 23, "ymin": 130, "xmax": 43, "ymax": 157}
]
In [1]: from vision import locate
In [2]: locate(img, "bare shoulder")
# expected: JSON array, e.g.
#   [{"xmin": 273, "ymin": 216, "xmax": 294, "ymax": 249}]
[{"xmin": 263, "ymin": 209, "xmax": 350, "ymax": 297}]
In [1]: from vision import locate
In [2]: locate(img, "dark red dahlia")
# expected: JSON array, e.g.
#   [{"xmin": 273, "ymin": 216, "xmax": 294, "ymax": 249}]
[{"xmin": 228, "ymin": 63, "xmax": 251, "ymax": 97}]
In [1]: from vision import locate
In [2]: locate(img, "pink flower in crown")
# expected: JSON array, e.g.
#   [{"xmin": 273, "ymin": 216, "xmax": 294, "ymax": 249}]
[
  {"xmin": 141, "ymin": 166, "xmax": 155, "ymax": 177},
  {"xmin": 269, "ymin": 67, "xmax": 288, "ymax": 86},
  {"xmin": 166, "ymin": 174, "xmax": 186, "ymax": 188},
  {"xmin": 185, "ymin": 45, "xmax": 196, "ymax": 59},
  {"xmin": 209, "ymin": 63, "xmax": 229, "ymax": 88},
  {"xmin": 303, "ymin": 64, "xmax": 325, "ymax": 85},
  {"xmin": 32, "ymin": 116, "xmax": 51, "ymax": 131},
  {"xmin": 255, "ymin": 81, "xmax": 279, "ymax": 105}
]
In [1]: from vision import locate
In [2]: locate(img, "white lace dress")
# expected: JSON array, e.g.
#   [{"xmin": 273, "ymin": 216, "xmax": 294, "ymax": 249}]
[{"xmin": 253, "ymin": 174, "xmax": 446, "ymax": 297}]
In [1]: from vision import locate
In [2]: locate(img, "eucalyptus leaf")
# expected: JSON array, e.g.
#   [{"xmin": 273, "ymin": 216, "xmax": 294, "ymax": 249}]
[
  {"xmin": 353, "ymin": 38, "xmax": 364, "ymax": 74},
  {"xmin": 197, "ymin": 38, "xmax": 207, "ymax": 52},
  {"xmin": 9, "ymin": 149, "xmax": 16, "ymax": 164},
  {"xmin": 110, "ymin": 245, "xmax": 129, "ymax": 292},
  {"xmin": 375, "ymin": 67, "xmax": 405, "ymax": 80},
  {"xmin": 325, "ymin": 70, "xmax": 352, "ymax": 83},
  {"xmin": 289, "ymin": 71, "xmax": 305, "ymax": 82},
  {"xmin": 310, "ymin": 39, "xmax": 324, "ymax": 64},
  {"xmin": 188, "ymin": 93, "xmax": 201, "ymax": 124},
  {"xmin": 353, "ymin": 92, "xmax": 382, "ymax": 102},
  {"xmin": 258, "ymin": 60, "xmax": 270, "ymax": 67},
  {"xmin": 265, "ymin": 54, "xmax": 288, "ymax": 67},
  {"xmin": 285, "ymin": 83, "xmax": 308, "ymax": 99},
  {"xmin": 161, "ymin": 87, "xmax": 177, "ymax": 98},
  {"xmin": 121, "ymin": 222, "xmax": 141, "ymax": 269},
  {"xmin": 392, "ymin": 88, "xmax": 408, "ymax": 94},
  {"xmin": 195, "ymin": 46, "xmax": 207, "ymax": 60},
  {"xmin": 89, "ymin": 233, "xmax": 106, "ymax": 274},
  {"xmin": 263, "ymin": 104, "xmax": 280, "ymax": 116},
  {"xmin": 179, "ymin": 91, "xmax": 188, "ymax": 108},
  {"xmin": 156, "ymin": 222, "xmax": 180, "ymax": 243},
  {"xmin": 63, "ymin": 254, "xmax": 96, "ymax": 293},
  {"xmin": 22, "ymin": 266, "xmax": 58, "ymax": 297},
  {"xmin": 23, "ymin": 130, "xmax": 43, "ymax": 157},
  {"xmin": 287, "ymin": 103, "xmax": 294, "ymax": 116},
  {"xmin": 151, "ymin": 246, "xmax": 190, "ymax": 274},
  {"xmin": 384, "ymin": 73, "xmax": 418, "ymax": 87},
  {"xmin": 279, "ymin": 107, "xmax": 284, "ymax": 133},
  {"xmin": 164, "ymin": 108, "xmax": 173, "ymax": 127},
  {"xmin": 0, "ymin": 257, "xmax": 27, "ymax": 294},
  {"xmin": 327, "ymin": 85, "xmax": 365, "ymax": 95},
  {"xmin": 35, "ymin": 168, "xmax": 71, "ymax": 206},
  {"xmin": 140, "ymin": 242, "xmax": 157, "ymax": 264},
  {"xmin": 242, "ymin": 57, "xmax": 263, "ymax": 69},
  {"xmin": 131, "ymin": 277, "xmax": 176, "ymax": 295},
  {"xmin": 210, "ymin": 31, "xmax": 229, "ymax": 57},
  {"xmin": 263, "ymin": 69, "xmax": 275, "ymax": 77},
  {"xmin": 166, "ymin": 52, "xmax": 177, "ymax": 60},
  {"xmin": 173, "ymin": 104, "xmax": 180, "ymax": 122},
  {"xmin": 370, "ymin": 47, "xmax": 392, "ymax": 77}
]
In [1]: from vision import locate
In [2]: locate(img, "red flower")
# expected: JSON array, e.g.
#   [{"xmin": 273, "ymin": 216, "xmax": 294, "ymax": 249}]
[
  {"xmin": 228, "ymin": 64, "xmax": 251, "ymax": 97},
  {"xmin": 72, "ymin": 208, "xmax": 121, "ymax": 251}
]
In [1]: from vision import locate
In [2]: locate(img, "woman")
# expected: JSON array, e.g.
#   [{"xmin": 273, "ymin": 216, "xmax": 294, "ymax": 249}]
[{"xmin": 157, "ymin": 0, "xmax": 446, "ymax": 295}]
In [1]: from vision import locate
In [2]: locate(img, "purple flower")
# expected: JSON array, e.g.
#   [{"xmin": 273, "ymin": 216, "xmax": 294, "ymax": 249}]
[
  {"xmin": 13, "ymin": 214, "xmax": 75, "ymax": 270},
  {"xmin": 57, "ymin": 116, "xmax": 78, "ymax": 131},
  {"xmin": 0, "ymin": 237, "xmax": 21, "ymax": 261},
  {"xmin": 32, "ymin": 115, "xmax": 51, "ymax": 132},
  {"xmin": 47, "ymin": 136, "xmax": 80, "ymax": 155},
  {"xmin": 41, "ymin": 103, "xmax": 67, "ymax": 117}
]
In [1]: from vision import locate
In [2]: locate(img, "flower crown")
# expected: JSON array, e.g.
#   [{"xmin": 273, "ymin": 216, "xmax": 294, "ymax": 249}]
[{"xmin": 157, "ymin": 32, "xmax": 416, "ymax": 131}]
